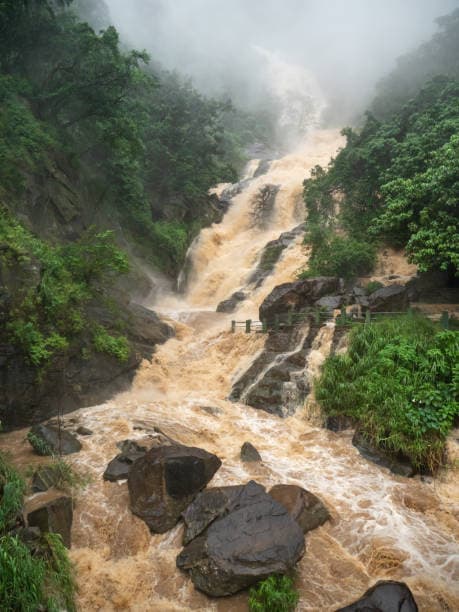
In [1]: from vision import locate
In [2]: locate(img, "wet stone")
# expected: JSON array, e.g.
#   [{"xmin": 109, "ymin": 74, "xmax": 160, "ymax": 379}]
[
  {"xmin": 240, "ymin": 442, "xmax": 262, "ymax": 462},
  {"xmin": 269, "ymin": 484, "xmax": 330, "ymax": 533},
  {"xmin": 337, "ymin": 580, "xmax": 418, "ymax": 611}
]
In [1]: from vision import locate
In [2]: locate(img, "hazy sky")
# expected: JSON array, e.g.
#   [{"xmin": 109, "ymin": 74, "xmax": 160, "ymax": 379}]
[{"xmin": 103, "ymin": 0, "xmax": 459, "ymax": 125}]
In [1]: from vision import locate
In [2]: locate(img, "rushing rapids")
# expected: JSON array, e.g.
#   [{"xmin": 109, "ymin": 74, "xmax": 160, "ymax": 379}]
[{"xmin": 2, "ymin": 129, "xmax": 459, "ymax": 611}]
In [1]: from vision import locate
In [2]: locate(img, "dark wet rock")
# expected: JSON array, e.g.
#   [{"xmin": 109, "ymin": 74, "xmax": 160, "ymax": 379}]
[
  {"xmin": 17, "ymin": 526, "xmax": 42, "ymax": 553},
  {"xmin": 268, "ymin": 484, "xmax": 330, "ymax": 533},
  {"xmin": 259, "ymin": 276, "xmax": 341, "ymax": 322},
  {"xmin": 104, "ymin": 443, "xmax": 147, "ymax": 482},
  {"xmin": 240, "ymin": 442, "xmax": 262, "ymax": 462},
  {"xmin": 181, "ymin": 483, "xmax": 250, "ymax": 545},
  {"xmin": 337, "ymin": 580, "xmax": 418, "ymax": 611},
  {"xmin": 177, "ymin": 480, "xmax": 305, "ymax": 596},
  {"xmin": 116, "ymin": 439, "xmax": 148, "ymax": 454},
  {"xmin": 248, "ymin": 224, "xmax": 305, "ymax": 288},
  {"xmin": 76, "ymin": 426, "xmax": 93, "ymax": 436},
  {"xmin": 368, "ymin": 284, "xmax": 409, "ymax": 312},
  {"xmin": 1, "ymin": 301, "xmax": 174, "ymax": 432},
  {"xmin": 27, "ymin": 495, "xmax": 73, "ymax": 548},
  {"xmin": 325, "ymin": 415, "xmax": 355, "ymax": 432},
  {"xmin": 250, "ymin": 184, "xmax": 280, "ymax": 229},
  {"xmin": 315, "ymin": 295, "xmax": 343, "ymax": 310},
  {"xmin": 230, "ymin": 322, "xmax": 323, "ymax": 417},
  {"xmin": 352, "ymin": 430, "xmax": 416, "ymax": 477},
  {"xmin": 216, "ymin": 291, "xmax": 247, "ymax": 313},
  {"xmin": 28, "ymin": 424, "xmax": 82, "ymax": 456},
  {"xmin": 253, "ymin": 159, "xmax": 272, "ymax": 177},
  {"xmin": 31, "ymin": 466, "xmax": 61, "ymax": 493},
  {"xmin": 218, "ymin": 179, "xmax": 250, "ymax": 206},
  {"xmin": 128, "ymin": 444, "xmax": 222, "ymax": 533}
]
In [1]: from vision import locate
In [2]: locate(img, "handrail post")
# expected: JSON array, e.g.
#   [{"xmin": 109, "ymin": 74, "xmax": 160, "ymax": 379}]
[
  {"xmin": 365, "ymin": 310, "xmax": 371, "ymax": 326},
  {"xmin": 231, "ymin": 320, "xmax": 236, "ymax": 333},
  {"xmin": 441, "ymin": 311, "xmax": 449, "ymax": 330},
  {"xmin": 245, "ymin": 319, "xmax": 251, "ymax": 333}
]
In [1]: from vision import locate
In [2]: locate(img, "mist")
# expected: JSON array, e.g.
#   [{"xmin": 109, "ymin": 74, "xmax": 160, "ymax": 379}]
[{"xmin": 101, "ymin": 0, "xmax": 458, "ymax": 134}]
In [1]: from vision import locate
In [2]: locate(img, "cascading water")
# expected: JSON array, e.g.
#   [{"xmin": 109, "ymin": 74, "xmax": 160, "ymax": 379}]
[{"xmin": 3, "ymin": 127, "xmax": 459, "ymax": 611}]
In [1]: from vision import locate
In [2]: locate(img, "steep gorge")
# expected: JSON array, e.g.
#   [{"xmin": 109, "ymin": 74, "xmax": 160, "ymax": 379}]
[{"xmin": 2, "ymin": 129, "xmax": 458, "ymax": 610}]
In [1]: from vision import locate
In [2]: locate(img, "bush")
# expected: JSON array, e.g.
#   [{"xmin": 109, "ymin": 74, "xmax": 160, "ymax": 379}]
[
  {"xmin": 92, "ymin": 325, "xmax": 130, "ymax": 362},
  {"xmin": 315, "ymin": 315, "xmax": 459, "ymax": 471},
  {"xmin": 301, "ymin": 234, "xmax": 376, "ymax": 279},
  {"xmin": 0, "ymin": 453, "xmax": 25, "ymax": 533},
  {"xmin": 249, "ymin": 575, "xmax": 299, "ymax": 612}
]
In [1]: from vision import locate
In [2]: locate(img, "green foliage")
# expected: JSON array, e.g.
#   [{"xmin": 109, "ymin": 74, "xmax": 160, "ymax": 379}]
[
  {"xmin": 92, "ymin": 325, "xmax": 130, "ymax": 362},
  {"xmin": 301, "ymin": 228, "xmax": 376, "ymax": 279},
  {"xmin": 315, "ymin": 316, "xmax": 459, "ymax": 471},
  {"xmin": 0, "ymin": 454, "xmax": 77, "ymax": 610},
  {"xmin": 303, "ymin": 77, "xmax": 459, "ymax": 276},
  {"xmin": 0, "ymin": 453, "xmax": 26, "ymax": 534},
  {"xmin": 0, "ymin": 534, "xmax": 46, "ymax": 611},
  {"xmin": 249, "ymin": 575, "xmax": 299, "ymax": 612},
  {"xmin": 0, "ymin": 208, "xmax": 129, "ymax": 366},
  {"xmin": 27, "ymin": 431, "xmax": 53, "ymax": 456}
]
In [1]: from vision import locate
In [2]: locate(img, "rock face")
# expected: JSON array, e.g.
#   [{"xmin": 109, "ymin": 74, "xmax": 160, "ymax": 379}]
[
  {"xmin": 27, "ymin": 495, "xmax": 73, "ymax": 548},
  {"xmin": 352, "ymin": 430, "xmax": 416, "ymax": 477},
  {"xmin": 368, "ymin": 284, "xmax": 409, "ymax": 312},
  {"xmin": 240, "ymin": 442, "xmax": 262, "ymax": 462},
  {"xmin": 0, "ymin": 300, "xmax": 174, "ymax": 431},
  {"xmin": 28, "ymin": 424, "xmax": 82, "ymax": 456},
  {"xmin": 128, "ymin": 444, "xmax": 222, "ymax": 533},
  {"xmin": 216, "ymin": 291, "xmax": 247, "ymax": 313},
  {"xmin": 337, "ymin": 580, "xmax": 418, "ymax": 611},
  {"xmin": 248, "ymin": 224, "xmax": 305, "ymax": 289},
  {"xmin": 259, "ymin": 277, "xmax": 341, "ymax": 322},
  {"xmin": 229, "ymin": 321, "xmax": 324, "ymax": 417},
  {"xmin": 177, "ymin": 480, "xmax": 305, "ymax": 596},
  {"xmin": 268, "ymin": 484, "xmax": 330, "ymax": 533}
]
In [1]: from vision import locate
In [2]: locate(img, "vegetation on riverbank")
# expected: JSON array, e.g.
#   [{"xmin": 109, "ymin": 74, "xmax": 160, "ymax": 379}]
[
  {"xmin": 316, "ymin": 316, "xmax": 459, "ymax": 472},
  {"xmin": 301, "ymin": 10, "xmax": 459, "ymax": 281},
  {"xmin": 0, "ymin": 453, "xmax": 77, "ymax": 610}
]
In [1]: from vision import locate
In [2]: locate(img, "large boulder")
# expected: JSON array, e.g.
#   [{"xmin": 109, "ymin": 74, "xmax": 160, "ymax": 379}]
[
  {"xmin": 337, "ymin": 580, "xmax": 418, "ymax": 611},
  {"xmin": 259, "ymin": 277, "xmax": 341, "ymax": 322},
  {"xmin": 268, "ymin": 484, "xmax": 330, "ymax": 533},
  {"xmin": 128, "ymin": 444, "xmax": 221, "ymax": 533},
  {"xmin": 27, "ymin": 495, "xmax": 73, "ymax": 548},
  {"xmin": 368, "ymin": 284, "xmax": 409, "ymax": 312},
  {"xmin": 177, "ymin": 480, "xmax": 305, "ymax": 596},
  {"xmin": 28, "ymin": 423, "xmax": 82, "ymax": 456}
]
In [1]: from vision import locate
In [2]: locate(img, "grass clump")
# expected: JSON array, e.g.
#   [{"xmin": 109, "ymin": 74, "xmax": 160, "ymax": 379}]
[
  {"xmin": 0, "ymin": 453, "xmax": 77, "ymax": 611},
  {"xmin": 249, "ymin": 575, "xmax": 299, "ymax": 612},
  {"xmin": 315, "ymin": 315, "xmax": 458, "ymax": 472}
]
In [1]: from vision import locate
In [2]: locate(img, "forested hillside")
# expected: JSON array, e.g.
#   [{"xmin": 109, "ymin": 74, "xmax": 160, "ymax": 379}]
[
  {"xmin": 0, "ymin": 0, "xmax": 269, "ymax": 428},
  {"xmin": 303, "ymin": 79, "xmax": 459, "ymax": 280}
]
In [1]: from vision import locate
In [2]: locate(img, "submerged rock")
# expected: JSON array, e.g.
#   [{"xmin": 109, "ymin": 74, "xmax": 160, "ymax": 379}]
[
  {"xmin": 337, "ymin": 580, "xmax": 418, "ymax": 611},
  {"xmin": 216, "ymin": 291, "xmax": 247, "ymax": 313},
  {"xmin": 240, "ymin": 442, "xmax": 262, "ymax": 462},
  {"xmin": 27, "ymin": 495, "xmax": 73, "ymax": 548},
  {"xmin": 177, "ymin": 480, "xmax": 304, "ymax": 596},
  {"xmin": 128, "ymin": 444, "xmax": 222, "ymax": 533},
  {"xmin": 352, "ymin": 430, "xmax": 416, "ymax": 478},
  {"xmin": 28, "ymin": 423, "xmax": 82, "ymax": 456},
  {"xmin": 269, "ymin": 484, "xmax": 330, "ymax": 533}
]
